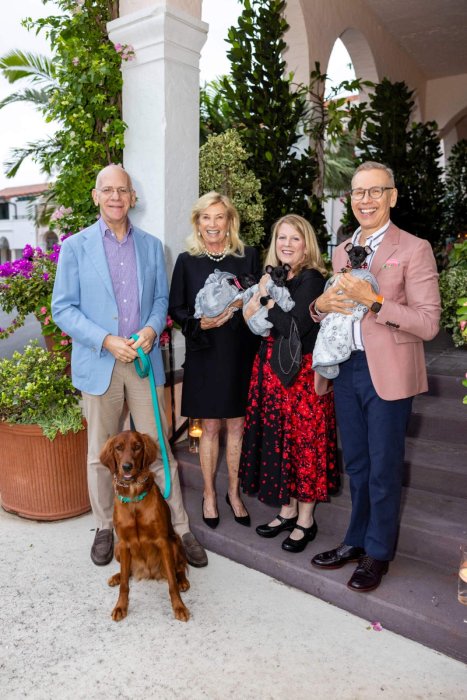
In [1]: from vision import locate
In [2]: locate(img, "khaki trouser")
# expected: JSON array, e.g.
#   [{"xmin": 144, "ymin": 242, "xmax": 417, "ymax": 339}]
[{"xmin": 82, "ymin": 360, "xmax": 190, "ymax": 536}]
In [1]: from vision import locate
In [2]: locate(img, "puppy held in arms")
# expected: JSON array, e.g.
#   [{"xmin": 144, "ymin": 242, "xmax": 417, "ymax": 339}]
[{"xmin": 100, "ymin": 430, "xmax": 190, "ymax": 622}]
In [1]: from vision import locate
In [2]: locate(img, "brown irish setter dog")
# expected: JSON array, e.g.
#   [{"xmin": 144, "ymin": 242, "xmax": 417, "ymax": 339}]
[{"xmin": 100, "ymin": 430, "xmax": 190, "ymax": 622}]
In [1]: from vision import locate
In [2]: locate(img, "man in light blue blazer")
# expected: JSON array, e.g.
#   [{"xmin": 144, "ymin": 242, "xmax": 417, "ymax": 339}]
[{"xmin": 52, "ymin": 164, "xmax": 207, "ymax": 568}]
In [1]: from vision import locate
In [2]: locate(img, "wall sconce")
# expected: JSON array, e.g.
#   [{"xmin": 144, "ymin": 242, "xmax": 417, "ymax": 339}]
[{"xmin": 188, "ymin": 418, "xmax": 202, "ymax": 453}]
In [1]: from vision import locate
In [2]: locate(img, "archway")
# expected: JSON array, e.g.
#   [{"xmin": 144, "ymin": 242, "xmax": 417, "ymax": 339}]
[{"xmin": 339, "ymin": 27, "xmax": 378, "ymax": 103}]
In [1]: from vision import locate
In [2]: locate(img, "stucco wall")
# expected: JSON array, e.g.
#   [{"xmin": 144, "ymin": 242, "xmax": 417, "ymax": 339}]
[
  {"xmin": 426, "ymin": 73, "xmax": 467, "ymax": 134},
  {"xmin": 285, "ymin": 0, "xmax": 427, "ymax": 114}
]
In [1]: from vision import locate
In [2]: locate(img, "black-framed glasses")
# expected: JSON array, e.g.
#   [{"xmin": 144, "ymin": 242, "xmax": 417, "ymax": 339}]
[
  {"xmin": 350, "ymin": 186, "xmax": 394, "ymax": 201},
  {"xmin": 96, "ymin": 186, "xmax": 132, "ymax": 197}
]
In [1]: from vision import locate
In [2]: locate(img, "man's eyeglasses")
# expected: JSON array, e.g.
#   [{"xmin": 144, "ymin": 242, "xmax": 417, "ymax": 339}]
[
  {"xmin": 96, "ymin": 187, "xmax": 133, "ymax": 197},
  {"xmin": 350, "ymin": 186, "xmax": 394, "ymax": 201}
]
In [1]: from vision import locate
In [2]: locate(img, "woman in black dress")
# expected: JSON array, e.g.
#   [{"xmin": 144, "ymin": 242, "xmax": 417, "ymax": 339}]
[
  {"xmin": 240, "ymin": 214, "xmax": 338, "ymax": 553},
  {"xmin": 169, "ymin": 192, "xmax": 260, "ymax": 529}
]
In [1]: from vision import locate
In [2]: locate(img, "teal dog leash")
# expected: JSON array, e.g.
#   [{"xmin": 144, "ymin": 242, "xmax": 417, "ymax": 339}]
[{"xmin": 131, "ymin": 333, "xmax": 171, "ymax": 499}]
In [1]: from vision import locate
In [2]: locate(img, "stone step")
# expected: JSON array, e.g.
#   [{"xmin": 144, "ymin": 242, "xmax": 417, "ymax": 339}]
[
  {"xmin": 408, "ymin": 395, "xmax": 467, "ymax": 445},
  {"xmin": 180, "ymin": 484, "xmax": 467, "ymax": 665},
  {"xmin": 176, "ymin": 446, "xmax": 466, "ymax": 570},
  {"xmin": 403, "ymin": 437, "xmax": 467, "ymax": 498},
  {"xmin": 335, "ymin": 437, "xmax": 465, "ymax": 500},
  {"xmin": 427, "ymin": 372, "xmax": 465, "ymax": 399}
]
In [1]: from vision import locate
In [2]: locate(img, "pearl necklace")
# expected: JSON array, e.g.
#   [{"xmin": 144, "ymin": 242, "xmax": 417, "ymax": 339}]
[{"xmin": 202, "ymin": 245, "xmax": 230, "ymax": 262}]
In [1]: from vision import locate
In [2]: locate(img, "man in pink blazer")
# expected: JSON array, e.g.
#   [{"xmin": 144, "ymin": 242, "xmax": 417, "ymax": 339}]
[{"xmin": 311, "ymin": 161, "xmax": 441, "ymax": 592}]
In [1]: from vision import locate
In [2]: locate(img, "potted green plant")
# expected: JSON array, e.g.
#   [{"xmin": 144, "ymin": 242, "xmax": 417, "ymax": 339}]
[{"xmin": 0, "ymin": 341, "xmax": 89, "ymax": 520}]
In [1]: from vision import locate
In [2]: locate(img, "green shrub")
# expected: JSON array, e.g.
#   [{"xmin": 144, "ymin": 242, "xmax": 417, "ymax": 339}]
[
  {"xmin": 439, "ymin": 241, "xmax": 467, "ymax": 347},
  {"xmin": 0, "ymin": 341, "xmax": 83, "ymax": 440},
  {"xmin": 199, "ymin": 129, "xmax": 265, "ymax": 247}
]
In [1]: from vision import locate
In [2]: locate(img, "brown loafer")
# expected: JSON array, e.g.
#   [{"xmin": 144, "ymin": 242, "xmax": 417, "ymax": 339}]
[
  {"xmin": 182, "ymin": 532, "xmax": 208, "ymax": 568},
  {"xmin": 91, "ymin": 528, "xmax": 114, "ymax": 566}
]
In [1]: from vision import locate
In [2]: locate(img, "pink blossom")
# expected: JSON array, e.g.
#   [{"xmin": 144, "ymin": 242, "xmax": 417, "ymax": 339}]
[
  {"xmin": 114, "ymin": 43, "xmax": 123, "ymax": 52},
  {"xmin": 72, "ymin": 57, "xmax": 79, "ymax": 66},
  {"xmin": 159, "ymin": 330, "xmax": 169, "ymax": 347},
  {"xmin": 370, "ymin": 621, "xmax": 383, "ymax": 631},
  {"xmin": 60, "ymin": 339, "xmax": 69, "ymax": 346},
  {"xmin": 61, "ymin": 331, "xmax": 68, "ymax": 337},
  {"xmin": 40, "ymin": 306, "xmax": 47, "ymax": 315},
  {"xmin": 461, "ymin": 321, "xmax": 466, "ymax": 330},
  {"xmin": 51, "ymin": 205, "xmax": 73, "ymax": 221},
  {"xmin": 44, "ymin": 317, "xmax": 50, "ymax": 326}
]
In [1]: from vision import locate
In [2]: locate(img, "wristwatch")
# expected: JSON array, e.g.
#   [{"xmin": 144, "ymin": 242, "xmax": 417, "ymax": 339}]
[
  {"xmin": 370, "ymin": 295, "xmax": 384, "ymax": 313},
  {"xmin": 259, "ymin": 294, "xmax": 272, "ymax": 307}
]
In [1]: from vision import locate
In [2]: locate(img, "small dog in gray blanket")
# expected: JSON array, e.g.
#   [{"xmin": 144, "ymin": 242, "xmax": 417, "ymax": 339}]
[{"xmin": 312, "ymin": 243, "xmax": 379, "ymax": 379}]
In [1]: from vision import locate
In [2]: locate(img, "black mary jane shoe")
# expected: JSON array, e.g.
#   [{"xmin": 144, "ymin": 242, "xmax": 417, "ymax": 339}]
[
  {"xmin": 225, "ymin": 493, "xmax": 251, "ymax": 527},
  {"xmin": 256, "ymin": 514, "xmax": 298, "ymax": 538},
  {"xmin": 281, "ymin": 521, "xmax": 318, "ymax": 553},
  {"xmin": 202, "ymin": 498, "xmax": 219, "ymax": 529}
]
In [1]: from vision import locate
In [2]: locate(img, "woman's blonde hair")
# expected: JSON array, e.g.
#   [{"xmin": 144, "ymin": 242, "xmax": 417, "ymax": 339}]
[
  {"xmin": 264, "ymin": 214, "xmax": 327, "ymax": 276},
  {"xmin": 186, "ymin": 191, "xmax": 245, "ymax": 257}
]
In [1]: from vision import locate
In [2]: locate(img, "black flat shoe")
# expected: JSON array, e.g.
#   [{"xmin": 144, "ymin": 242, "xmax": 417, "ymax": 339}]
[
  {"xmin": 256, "ymin": 514, "xmax": 298, "ymax": 538},
  {"xmin": 202, "ymin": 498, "xmax": 219, "ymax": 529},
  {"xmin": 225, "ymin": 493, "xmax": 251, "ymax": 526},
  {"xmin": 282, "ymin": 521, "xmax": 318, "ymax": 553}
]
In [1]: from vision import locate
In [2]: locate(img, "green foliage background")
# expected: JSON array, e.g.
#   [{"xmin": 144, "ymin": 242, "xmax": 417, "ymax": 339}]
[
  {"xmin": 342, "ymin": 79, "xmax": 446, "ymax": 246},
  {"xmin": 201, "ymin": 0, "xmax": 326, "ymax": 247},
  {"xmin": 3, "ymin": 0, "xmax": 125, "ymax": 232},
  {"xmin": 199, "ymin": 129, "xmax": 265, "ymax": 247}
]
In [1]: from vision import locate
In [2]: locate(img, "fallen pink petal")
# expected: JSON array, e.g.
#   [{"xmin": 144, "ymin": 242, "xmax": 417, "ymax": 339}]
[{"xmin": 371, "ymin": 621, "xmax": 383, "ymax": 631}]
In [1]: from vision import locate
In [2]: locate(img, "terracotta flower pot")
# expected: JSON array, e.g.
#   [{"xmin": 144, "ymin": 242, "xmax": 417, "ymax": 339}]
[{"xmin": 0, "ymin": 421, "xmax": 90, "ymax": 521}]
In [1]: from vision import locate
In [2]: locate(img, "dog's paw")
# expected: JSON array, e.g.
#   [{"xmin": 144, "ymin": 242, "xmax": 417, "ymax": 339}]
[
  {"xmin": 173, "ymin": 604, "xmax": 190, "ymax": 622},
  {"xmin": 108, "ymin": 573, "xmax": 120, "ymax": 587},
  {"xmin": 111, "ymin": 605, "xmax": 128, "ymax": 621},
  {"xmin": 178, "ymin": 578, "xmax": 190, "ymax": 593}
]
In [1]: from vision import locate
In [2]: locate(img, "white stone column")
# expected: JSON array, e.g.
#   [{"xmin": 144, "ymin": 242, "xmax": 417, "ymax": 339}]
[{"xmin": 108, "ymin": 2, "xmax": 207, "ymax": 274}]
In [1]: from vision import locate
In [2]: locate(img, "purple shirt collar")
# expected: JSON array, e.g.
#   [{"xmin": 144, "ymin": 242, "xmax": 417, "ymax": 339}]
[{"xmin": 98, "ymin": 216, "xmax": 133, "ymax": 240}]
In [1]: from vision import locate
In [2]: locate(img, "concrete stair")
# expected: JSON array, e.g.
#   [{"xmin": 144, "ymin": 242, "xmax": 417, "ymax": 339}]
[{"xmin": 175, "ymin": 331, "xmax": 467, "ymax": 663}]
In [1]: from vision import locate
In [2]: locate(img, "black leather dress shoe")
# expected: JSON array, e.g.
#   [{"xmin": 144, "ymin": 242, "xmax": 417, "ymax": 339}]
[
  {"xmin": 256, "ymin": 514, "xmax": 298, "ymax": 538},
  {"xmin": 202, "ymin": 498, "xmax": 219, "ymax": 529},
  {"xmin": 311, "ymin": 543, "xmax": 365, "ymax": 569},
  {"xmin": 225, "ymin": 493, "xmax": 250, "ymax": 527},
  {"xmin": 347, "ymin": 555, "xmax": 389, "ymax": 592},
  {"xmin": 282, "ymin": 521, "xmax": 318, "ymax": 553}
]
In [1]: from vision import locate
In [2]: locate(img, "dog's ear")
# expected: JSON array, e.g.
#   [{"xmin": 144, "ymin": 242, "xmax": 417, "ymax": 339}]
[
  {"xmin": 141, "ymin": 433, "xmax": 158, "ymax": 468},
  {"xmin": 345, "ymin": 241, "xmax": 353, "ymax": 253},
  {"xmin": 364, "ymin": 245, "xmax": 372, "ymax": 255},
  {"xmin": 100, "ymin": 437, "xmax": 117, "ymax": 474},
  {"xmin": 265, "ymin": 265, "xmax": 273, "ymax": 275},
  {"xmin": 283, "ymin": 263, "xmax": 291, "ymax": 272}
]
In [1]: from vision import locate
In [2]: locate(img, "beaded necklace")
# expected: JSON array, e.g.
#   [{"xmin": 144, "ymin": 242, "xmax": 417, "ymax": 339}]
[{"xmin": 202, "ymin": 244, "xmax": 230, "ymax": 262}]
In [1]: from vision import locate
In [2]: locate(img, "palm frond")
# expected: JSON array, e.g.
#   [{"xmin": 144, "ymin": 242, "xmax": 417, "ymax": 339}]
[
  {"xmin": 0, "ymin": 88, "xmax": 51, "ymax": 110},
  {"xmin": 0, "ymin": 50, "xmax": 58, "ymax": 86},
  {"xmin": 3, "ymin": 139, "xmax": 58, "ymax": 179}
]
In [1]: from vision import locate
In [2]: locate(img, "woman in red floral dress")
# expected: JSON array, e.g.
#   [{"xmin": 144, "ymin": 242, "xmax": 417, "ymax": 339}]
[{"xmin": 240, "ymin": 214, "xmax": 338, "ymax": 553}]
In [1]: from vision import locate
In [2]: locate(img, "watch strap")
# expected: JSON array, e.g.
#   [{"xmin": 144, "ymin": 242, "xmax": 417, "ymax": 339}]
[{"xmin": 370, "ymin": 295, "xmax": 384, "ymax": 313}]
